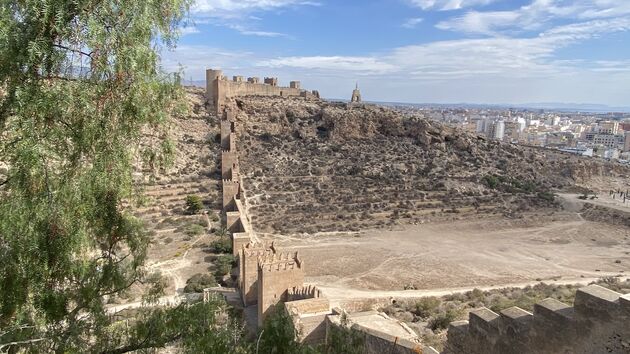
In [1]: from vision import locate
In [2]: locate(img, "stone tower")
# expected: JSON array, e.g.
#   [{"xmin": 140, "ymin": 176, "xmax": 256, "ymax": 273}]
[{"xmin": 351, "ymin": 83, "xmax": 362, "ymax": 103}]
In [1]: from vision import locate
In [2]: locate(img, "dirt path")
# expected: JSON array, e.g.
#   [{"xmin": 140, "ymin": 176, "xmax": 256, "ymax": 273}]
[{"xmin": 317, "ymin": 275, "xmax": 629, "ymax": 307}]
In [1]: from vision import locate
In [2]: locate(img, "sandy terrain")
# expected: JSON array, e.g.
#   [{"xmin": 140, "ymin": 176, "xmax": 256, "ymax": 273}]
[{"xmin": 264, "ymin": 212, "xmax": 630, "ymax": 296}]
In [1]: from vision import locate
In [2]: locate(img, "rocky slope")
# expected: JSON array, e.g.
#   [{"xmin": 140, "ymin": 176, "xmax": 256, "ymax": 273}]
[{"xmin": 225, "ymin": 96, "xmax": 629, "ymax": 235}]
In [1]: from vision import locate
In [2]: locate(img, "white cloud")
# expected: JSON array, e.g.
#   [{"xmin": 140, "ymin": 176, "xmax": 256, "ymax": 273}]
[
  {"xmin": 225, "ymin": 23, "xmax": 290, "ymax": 37},
  {"xmin": 408, "ymin": 0, "xmax": 497, "ymax": 11},
  {"xmin": 436, "ymin": 0, "xmax": 630, "ymax": 35},
  {"xmin": 165, "ymin": 1, "xmax": 630, "ymax": 105},
  {"xmin": 402, "ymin": 18, "xmax": 424, "ymax": 29},
  {"xmin": 190, "ymin": 0, "xmax": 317, "ymax": 38},
  {"xmin": 192, "ymin": 0, "xmax": 320, "ymax": 18},
  {"xmin": 179, "ymin": 26, "xmax": 200, "ymax": 36},
  {"xmin": 258, "ymin": 56, "xmax": 397, "ymax": 74},
  {"xmin": 253, "ymin": 17, "xmax": 630, "ymax": 82}
]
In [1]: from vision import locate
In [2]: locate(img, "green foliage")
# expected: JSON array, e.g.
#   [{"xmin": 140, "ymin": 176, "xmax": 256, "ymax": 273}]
[
  {"xmin": 428, "ymin": 309, "xmax": 461, "ymax": 331},
  {"xmin": 183, "ymin": 273, "xmax": 217, "ymax": 293},
  {"xmin": 185, "ymin": 195, "xmax": 205, "ymax": 214},
  {"xmin": 211, "ymin": 237, "xmax": 233, "ymax": 254},
  {"xmin": 537, "ymin": 191, "xmax": 556, "ymax": 202},
  {"xmin": 98, "ymin": 297, "xmax": 251, "ymax": 353},
  {"xmin": 180, "ymin": 223, "xmax": 206, "ymax": 237},
  {"xmin": 413, "ymin": 297, "xmax": 441, "ymax": 318},
  {"xmin": 214, "ymin": 255, "xmax": 236, "ymax": 278},
  {"xmin": 0, "ymin": 0, "xmax": 192, "ymax": 351},
  {"xmin": 257, "ymin": 308, "xmax": 320, "ymax": 354},
  {"xmin": 482, "ymin": 175, "xmax": 499, "ymax": 189},
  {"xmin": 324, "ymin": 320, "xmax": 364, "ymax": 354}
]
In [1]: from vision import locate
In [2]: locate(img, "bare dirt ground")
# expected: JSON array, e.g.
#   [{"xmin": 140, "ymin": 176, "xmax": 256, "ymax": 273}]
[{"xmin": 263, "ymin": 212, "xmax": 630, "ymax": 300}]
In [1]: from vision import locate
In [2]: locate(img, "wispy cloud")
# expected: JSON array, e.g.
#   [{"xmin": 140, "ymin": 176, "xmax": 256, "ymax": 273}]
[
  {"xmin": 192, "ymin": 0, "xmax": 321, "ymax": 19},
  {"xmin": 258, "ymin": 56, "xmax": 397, "ymax": 74},
  {"xmin": 179, "ymin": 26, "xmax": 200, "ymax": 36},
  {"xmin": 408, "ymin": 0, "xmax": 497, "ymax": 11},
  {"xmin": 225, "ymin": 23, "xmax": 290, "ymax": 38},
  {"xmin": 436, "ymin": 0, "xmax": 630, "ymax": 35},
  {"xmin": 402, "ymin": 18, "xmax": 423, "ymax": 29},
  {"xmin": 190, "ymin": 0, "xmax": 318, "ymax": 38}
]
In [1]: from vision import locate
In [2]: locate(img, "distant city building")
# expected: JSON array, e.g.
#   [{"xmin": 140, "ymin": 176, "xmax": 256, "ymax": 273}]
[
  {"xmin": 598, "ymin": 121, "xmax": 619, "ymax": 135},
  {"xmin": 490, "ymin": 121, "xmax": 505, "ymax": 140},
  {"xmin": 584, "ymin": 132, "xmax": 625, "ymax": 149},
  {"xmin": 625, "ymin": 131, "xmax": 630, "ymax": 152},
  {"xmin": 351, "ymin": 83, "xmax": 362, "ymax": 103}
]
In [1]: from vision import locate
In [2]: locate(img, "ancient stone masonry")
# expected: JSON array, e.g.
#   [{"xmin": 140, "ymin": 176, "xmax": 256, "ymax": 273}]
[
  {"xmin": 218, "ymin": 102, "xmax": 328, "ymax": 334},
  {"xmin": 212, "ymin": 78, "xmax": 440, "ymax": 352},
  {"xmin": 206, "ymin": 68, "xmax": 320, "ymax": 115},
  {"xmin": 444, "ymin": 284, "xmax": 630, "ymax": 354}
]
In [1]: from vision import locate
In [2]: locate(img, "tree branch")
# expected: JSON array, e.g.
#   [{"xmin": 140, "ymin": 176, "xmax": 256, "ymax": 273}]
[
  {"xmin": 0, "ymin": 337, "xmax": 47, "ymax": 350},
  {"xmin": 52, "ymin": 43, "xmax": 92, "ymax": 58}
]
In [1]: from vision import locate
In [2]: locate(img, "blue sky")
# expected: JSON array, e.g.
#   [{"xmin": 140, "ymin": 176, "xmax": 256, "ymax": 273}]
[{"xmin": 163, "ymin": 0, "xmax": 630, "ymax": 106}]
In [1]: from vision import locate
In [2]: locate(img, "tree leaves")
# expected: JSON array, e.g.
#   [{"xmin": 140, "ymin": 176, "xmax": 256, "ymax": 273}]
[{"xmin": 0, "ymin": 0, "xmax": 194, "ymax": 352}]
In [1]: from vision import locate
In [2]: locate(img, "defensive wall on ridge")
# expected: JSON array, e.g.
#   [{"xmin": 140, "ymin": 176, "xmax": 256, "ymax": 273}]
[
  {"xmin": 206, "ymin": 69, "xmax": 320, "ymax": 115},
  {"xmin": 209, "ymin": 68, "xmax": 630, "ymax": 353},
  {"xmin": 212, "ymin": 70, "xmax": 439, "ymax": 353}
]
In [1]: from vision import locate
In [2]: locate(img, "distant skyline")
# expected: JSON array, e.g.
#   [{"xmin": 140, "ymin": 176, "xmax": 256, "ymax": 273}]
[{"xmin": 164, "ymin": 0, "xmax": 630, "ymax": 106}]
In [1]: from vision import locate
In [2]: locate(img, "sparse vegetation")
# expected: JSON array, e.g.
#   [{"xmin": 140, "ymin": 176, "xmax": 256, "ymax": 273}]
[
  {"xmin": 184, "ymin": 273, "xmax": 218, "ymax": 293},
  {"xmin": 185, "ymin": 195, "xmax": 205, "ymax": 214},
  {"xmin": 214, "ymin": 255, "xmax": 237, "ymax": 278},
  {"xmin": 211, "ymin": 237, "xmax": 233, "ymax": 254}
]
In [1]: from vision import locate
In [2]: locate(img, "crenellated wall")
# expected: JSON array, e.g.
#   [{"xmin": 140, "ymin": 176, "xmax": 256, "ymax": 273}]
[
  {"xmin": 206, "ymin": 69, "xmax": 320, "ymax": 114},
  {"xmin": 257, "ymin": 252, "xmax": 305, "ymax": 326},
  {"xmin": 239, "ymin": 242, "xmax": 276, "ymax": 306},
  {"xmin": 444, "ymin": 284, "xmax": 630, "ymax": 354}
]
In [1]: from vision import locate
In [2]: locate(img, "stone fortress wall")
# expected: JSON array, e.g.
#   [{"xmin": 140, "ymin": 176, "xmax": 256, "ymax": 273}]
[
  {"xmin": 445, "ymin": 284, "xmax": 630, "ymax": 354},
  {"xmin": 209, "ymin": 69, "xmax": 630, "ymax": 353},
  {"xmin": 206, "ymin": 69, "xmax": 319, "ymax": 115},
  {"xmin": 213, "ymin": 69, "xmax": 437, "ymax": 353}
]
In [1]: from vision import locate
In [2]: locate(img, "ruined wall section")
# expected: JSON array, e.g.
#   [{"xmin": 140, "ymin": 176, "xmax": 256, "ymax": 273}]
[{"xmin": 444, "ymin": 284, "xmax": 630, "ymax": 354}]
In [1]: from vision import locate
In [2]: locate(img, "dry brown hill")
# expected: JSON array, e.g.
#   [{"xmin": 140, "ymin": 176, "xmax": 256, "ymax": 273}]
[{"xmin": 225, "ymin": 96, "xmax": 629, "ymax": 235}]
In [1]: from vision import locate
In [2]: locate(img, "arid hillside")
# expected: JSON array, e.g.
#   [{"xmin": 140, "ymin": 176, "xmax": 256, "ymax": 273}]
[{"xmin": 226, "ymin": 96, "xmax": 629, "ymax": 235}]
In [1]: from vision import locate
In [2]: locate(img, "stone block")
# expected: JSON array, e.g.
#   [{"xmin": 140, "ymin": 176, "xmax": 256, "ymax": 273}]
[
  {"xmin": 499, "ymin": 307, "xmax": 533, "ymax": 337},
  {"xmin": 574, "ymin": 285, "xmax": 621, "ymax": 320},
  {"xmin": 469, "ymin": 307, "xmax": 499, "ymax": 337},
  {"xmin": 620, "ymin": 294, "xmax": 630, "ymax": 314}
]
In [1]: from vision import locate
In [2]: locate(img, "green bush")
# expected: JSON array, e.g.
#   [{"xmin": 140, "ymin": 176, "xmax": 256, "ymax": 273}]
[
  {"xmin": 214, "ymin": 255, "xmax": 236, "ymax": 277},
  {"xmin": 184, "ymin": 273, "xmax": 217, "ymax": 293},
  {"xmin": 413, "ymin": 297, "xmax": 441, "ymax": 318},
  {"xmin": 184, "ymin": 223, "xmax": 206, "ymax": 237},
  {"xmin": 429, "ymin": 309, "xmax": 461, "ymax": 331},
  {"xmin": 211, "ymin": 237, "xmax": 232, "ymax": 254},
  {"xmin": 185, "ymin": 195, "xmax": 204, "ymax": 214},
  {"xmin": 482, "ymin": 175, "xmax": 499, "ymax": 189}
]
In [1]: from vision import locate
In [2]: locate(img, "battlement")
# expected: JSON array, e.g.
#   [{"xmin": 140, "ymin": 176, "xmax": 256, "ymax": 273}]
[
  {"xmin": 258, "ymin": 251, "xmax": 301, "ymax": 269},
  {"xmin": 287, "ymin": 285, "xmax": 322, "ymax": 301},
  {"xmin": 206, "ymin": 68, "xmax": 319, "ymax": 114},
  {"xmin": 444, "ymin": 285, "xmax": 630, "ymax": 354}
]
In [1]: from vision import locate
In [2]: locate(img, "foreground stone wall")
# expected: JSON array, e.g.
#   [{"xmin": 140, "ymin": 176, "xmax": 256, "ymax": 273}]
[
  {"xmin": 444, "ymin": 284, "xmax": 630, "ymax": 354},
  {"xmin": 326, "ymin": 310, "xmax": 438, "ymax": 354}
]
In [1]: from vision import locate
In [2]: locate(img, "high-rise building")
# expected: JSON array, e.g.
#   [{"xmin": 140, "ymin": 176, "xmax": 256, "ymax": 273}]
[
  {"xmin": 491, "ymin": 121, "xmax": 505, "ymax": 140},
  {"xmin": 625, "ymin": 131, "xmax": 630, "ymax": 152}
]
